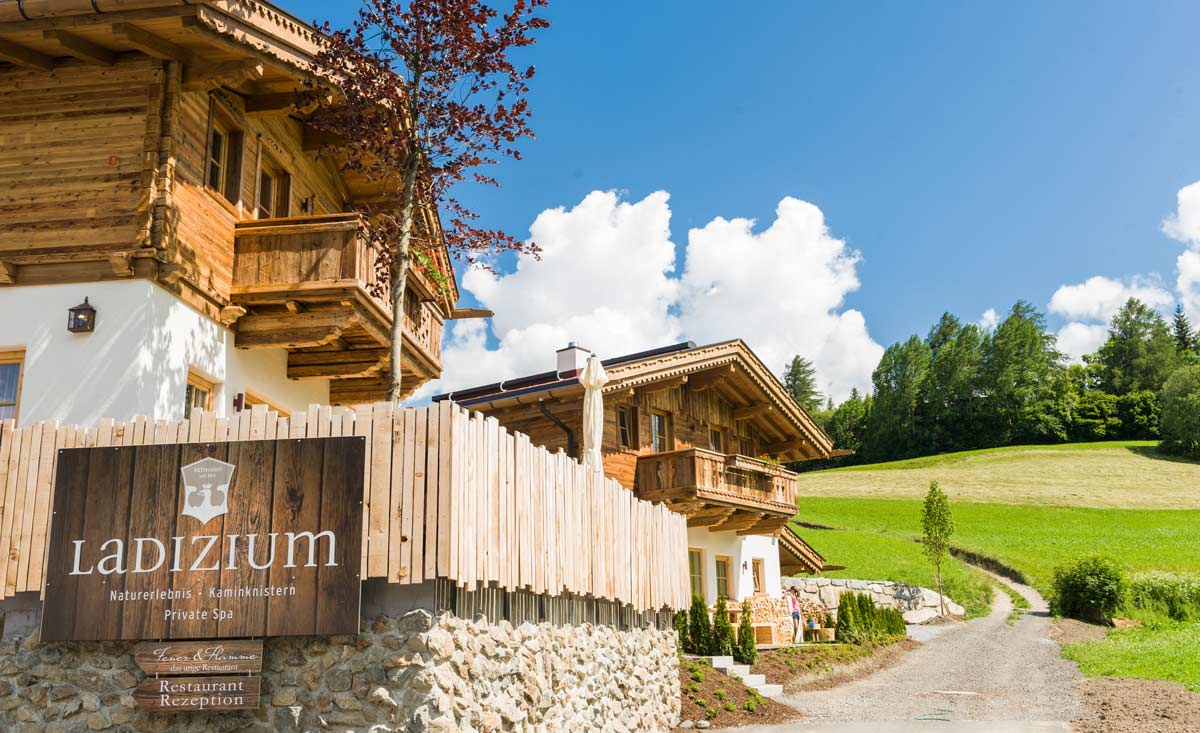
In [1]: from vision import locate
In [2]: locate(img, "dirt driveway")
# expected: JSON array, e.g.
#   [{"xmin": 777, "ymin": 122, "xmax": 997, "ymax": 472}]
[{"xmin": 733, "ymin": 576, "xmax": 1080, "ymax": 732}]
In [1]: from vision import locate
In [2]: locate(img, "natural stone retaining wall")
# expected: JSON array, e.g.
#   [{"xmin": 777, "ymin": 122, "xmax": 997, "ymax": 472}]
[
  {"xmin": 0, "ymin": 609, "xmax": 679, "ymax": 732},
  {"xmin": 782, "ymin": 577, "xmax": 965, "ymax": 624}
]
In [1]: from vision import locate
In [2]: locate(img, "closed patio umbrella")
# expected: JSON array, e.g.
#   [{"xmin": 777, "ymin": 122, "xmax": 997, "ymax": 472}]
[{"xmin": 580, "ymin": 353, "xmax": 609, "ymax": 472}]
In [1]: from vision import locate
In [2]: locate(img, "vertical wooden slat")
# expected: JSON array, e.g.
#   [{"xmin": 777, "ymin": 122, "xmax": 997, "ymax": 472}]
[
  {"xmin": 0, "ymin": 421, "xmax": 17, "ymax": 598},
  {"xmin": 367, "ymin": 402, "xmax": 393, "ymax": 578},
  {"xmin": 409, "ymin": 407, "xmax": 427, "ymax": 585},
  {"xmin": 13, "ymin": 422, "xmax": 44, "ymax": 592},
  {"xmin": 25, "ymin": 420, "xmax": 59, "ymax": 594},
  {"xmin": 354, "ymin": 404, "xmax": 373, "ymax": 578}
]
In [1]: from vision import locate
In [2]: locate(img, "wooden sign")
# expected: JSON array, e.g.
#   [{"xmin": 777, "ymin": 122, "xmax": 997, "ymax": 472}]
[
  {"xmin": 133, "ymin": 639, "xmax": 263, "ymax": 675},
  {"xmin": 41, "ymin": 437, "xmax": 364, "ymax": 642},
  {"xmin": 134, "ymin": 675, "xmax": 261, "ymax": 712}
]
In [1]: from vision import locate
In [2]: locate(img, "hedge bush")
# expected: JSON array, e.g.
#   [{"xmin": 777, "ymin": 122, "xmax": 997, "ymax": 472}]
[
  {"xmin": 735, "ymin": 600, "xmax": 757, "ymax": 664},
  {"xmin": 1051, "ymin": 555, "xmax": 1127, "ymax": 622},
  {"xmin": 685, "ymin": 594, "xmax": 711, "ymax": 655},
  {"xmin": 710, "ymin": 595, "xmax": 735, "ymax": 656},
  {"xmin": 834, "ymin": 591, "xmax": 906, "ymax": 645},
  {"xmin": 1127, "ymin": 572, "xmax": 1200, "ymax": 622}
]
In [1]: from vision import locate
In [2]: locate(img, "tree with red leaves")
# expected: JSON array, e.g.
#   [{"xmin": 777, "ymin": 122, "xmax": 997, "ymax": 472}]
[{"xmin": 308, "ymin": 0, "xmax": 548, "ymax": 401}]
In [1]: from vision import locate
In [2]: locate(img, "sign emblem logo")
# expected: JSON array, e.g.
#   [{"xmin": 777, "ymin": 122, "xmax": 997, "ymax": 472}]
[{"xmin": 180, "ymin": 457, "xmax": 236, "ymax": 525}]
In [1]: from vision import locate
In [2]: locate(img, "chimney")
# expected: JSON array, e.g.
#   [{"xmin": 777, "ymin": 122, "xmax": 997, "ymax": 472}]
[{"xmin": 556, "ymin": 342, "xmax": 592, "ymax": 377}]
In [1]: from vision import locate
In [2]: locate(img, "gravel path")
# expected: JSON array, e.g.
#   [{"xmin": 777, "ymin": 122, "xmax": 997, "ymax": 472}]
[{"xmin": 734, "ymin": 575, "xmax": 1082, "ymax": 731}]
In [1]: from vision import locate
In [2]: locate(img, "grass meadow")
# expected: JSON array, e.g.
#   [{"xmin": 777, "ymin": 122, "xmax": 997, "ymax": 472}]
[{"xmin": 792, "ymin": 442, "xmax": 1200, "ymax": 689}]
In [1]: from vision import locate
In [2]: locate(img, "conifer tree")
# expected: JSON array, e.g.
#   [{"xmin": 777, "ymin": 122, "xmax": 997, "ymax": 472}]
[{"xmin": 710, "ymin": 595, "xmax": 735, "ymax": 656}]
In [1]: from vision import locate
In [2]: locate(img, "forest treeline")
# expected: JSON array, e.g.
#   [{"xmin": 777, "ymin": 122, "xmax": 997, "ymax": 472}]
[{"xmin": 782, "ymin": 299, "xmax": 1200, "ymax": 467}]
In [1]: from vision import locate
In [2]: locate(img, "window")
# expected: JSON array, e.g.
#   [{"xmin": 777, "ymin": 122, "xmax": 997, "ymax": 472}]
[
  {"xmin": 616, "ymin": 406, "xmax": 637, "ymax": 448},
  {"xmin": 751, "ymin": 558, "xmax": 765, "ymax": 595},
  {"xmin": 241, "ymin": 391, "xmax": 290, "ymax": 417},
  {"xmin": 205, "ymin": 106, "xmax": 243, "ymax": 205},
  {"xmin": 650, "ymin": 410, "xmax": 672, "ymax": 453},
  {"xmin": 709, "ymin": 427, "xmax": 724, "ymax": 452},
  {"xmin": 714, "ymin": 555, "xmax": 731, "ymax": 599},
  {"xmin": 688, "ymin": 548, "xmax": 704, "ymax": 599},
  {"xmin": 185, "ymin": 370, "xmax": 214, "ymax": 416},
  {"xmin": 256, "ymin": 158, "xmax": 291, "ymax": 219},
  {"xmin": 0, "ymin": 350, "xmax": 24, "ymax": 422}
]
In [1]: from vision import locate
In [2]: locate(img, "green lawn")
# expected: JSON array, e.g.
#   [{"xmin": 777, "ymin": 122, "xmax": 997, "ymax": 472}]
[
  {"xmin": 798, "ymin": 497, "xmax": 1200, "ymax": 596},
  {"xmin": 797, "ymin": 441, "xmax": 1200, "ymax": 509},
  {"xmin": 795, "ymin": 525, "xmax": 994, "ymax": 619},
  {"xmin": 793, "ymin": 442, "xmax": 1200, "ymax": 690}
]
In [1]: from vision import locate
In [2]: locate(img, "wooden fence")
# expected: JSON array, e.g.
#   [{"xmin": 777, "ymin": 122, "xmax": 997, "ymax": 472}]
[{"xmin": 0, "ymin": 402, "xmax": 690, "ymax": 613}]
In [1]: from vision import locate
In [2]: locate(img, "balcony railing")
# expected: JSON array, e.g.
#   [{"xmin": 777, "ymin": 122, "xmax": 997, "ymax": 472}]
[
  {"xmin": 634, "ymin": 447, "xmax": 799, "ymax": 516},
  {"xmin": 231, "ymin": 214, "xmax": 443, "ymax": 363}
]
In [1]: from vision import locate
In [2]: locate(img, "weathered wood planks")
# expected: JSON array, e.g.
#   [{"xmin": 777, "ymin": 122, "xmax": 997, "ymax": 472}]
[{"xmin": 1, "ymin": 403, "xmax": 690, "ymax": 614}]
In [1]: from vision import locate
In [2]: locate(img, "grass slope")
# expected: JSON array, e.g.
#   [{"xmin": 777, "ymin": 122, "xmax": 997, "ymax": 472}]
[
  {"xmin": 794, "ymin": 442, "xmax": 1200, "ymax": 690},
  {"xmin": 797, "ymin": 441, "xmax": 1200, "ymax": 509}
]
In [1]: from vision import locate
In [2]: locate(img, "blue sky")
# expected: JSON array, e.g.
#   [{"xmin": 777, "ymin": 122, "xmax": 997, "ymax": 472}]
[{"xmin": 290, "ymin": 1, "xmax": 1200, "ymax": 400}]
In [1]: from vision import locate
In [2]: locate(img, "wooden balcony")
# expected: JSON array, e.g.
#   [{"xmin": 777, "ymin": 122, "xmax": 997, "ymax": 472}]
[
  {"xmin": 634, "ymin": 448, "xmax": 798, "ymax": 535},
  {"xmin": 230, "ymin": 214, "xmax": 445, "ymax": 401}
]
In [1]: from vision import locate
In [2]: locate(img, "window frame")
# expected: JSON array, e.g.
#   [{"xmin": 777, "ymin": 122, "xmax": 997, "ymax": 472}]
[
  {"xmin": 0, "ymin": 349, "xmax": 25, "ymax": 423},
  {"xmin": 714, "ymin": 554, "xmax": 732, "ymax": 600},
  {"xmin": 688, "ymin": 547, "xmax": 704, "ymax": 599},
  {"xmin": 751, "ymin": 558, "xmax": 765, "ymax": 595},
  {"xmin": 185, "ymin": 369, "xmax": 215, "ymax": 416},
  {"xmin": 204, "ymin": 99, "xmax": 244, "ymax": 207},
  {"xmin": 615, "ymin": 405, "xmax": 637, "ymax": 449},
  {"xmin": 650, "ymin": 409, "xmax": 673, "ymax": 453},
  {"xmin": 708, "ymin": 425, "xmax": 724, "ymax": 453},
  {"xmin": 255, "ymin": 153, "xmax": 291, "ymax": 220}
]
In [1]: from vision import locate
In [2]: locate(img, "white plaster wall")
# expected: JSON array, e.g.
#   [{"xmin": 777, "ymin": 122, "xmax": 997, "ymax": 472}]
[
  {"xmin": 0, "ymin": 280, "xmax": 328, "ymax": 425},
  {"xmin": 686, "ymin": 527, "xmax": 782, "ymax": 606}
]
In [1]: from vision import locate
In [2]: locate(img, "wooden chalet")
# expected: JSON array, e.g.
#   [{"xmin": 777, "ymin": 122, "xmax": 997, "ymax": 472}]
[
  {"xmin": 434, "ymin": 340, "xmax": 835, "ymax": 590},
  {"xmin": 0, "ymin": 0, "xmax": 470, "ymax": 404}
]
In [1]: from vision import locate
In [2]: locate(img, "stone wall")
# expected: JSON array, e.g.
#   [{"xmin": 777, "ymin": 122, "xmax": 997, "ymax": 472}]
[
  {"xmin": 782, "ymin": 577, "xmax": 966, "ymax": 624},
  {"xmin": 0, "ymin": 608, "xmax": 680, "ymax": 732}
]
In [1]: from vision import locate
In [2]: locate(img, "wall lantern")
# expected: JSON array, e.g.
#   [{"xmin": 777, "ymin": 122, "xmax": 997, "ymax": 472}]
[{"xmin": 68, "ymin": 298, "xmax": 96, "ymax": 333}]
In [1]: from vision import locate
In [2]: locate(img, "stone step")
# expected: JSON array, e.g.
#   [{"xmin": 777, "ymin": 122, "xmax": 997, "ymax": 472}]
[
  {"xmin": 708, "ymin": 656, "xmax": 734, "ymax": 669},
  {"xmin": 753, "ymin": 683, "xmax": 783, "ymax": 699},
  {"xmin": 725, "ymin": 664, "xmax": 750, "ymax": 678},
  {"xmin": 737, "ymin": 673, "xmax": 765, "ymax": 686}
]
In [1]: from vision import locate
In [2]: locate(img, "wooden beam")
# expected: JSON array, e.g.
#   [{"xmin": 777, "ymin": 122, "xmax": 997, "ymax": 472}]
[
  {"xmin": 0, "ymin": 38, "xmax": 54, "ymax": 71},
  {"xmin": 244, "ymin": 92, "xmax": 310, "ymax": 116},
  {"xmin": 42, "ymin": 30, "xmax": 115, "ymax": 65},
  {"xmin": 218, "ymin": 305, "xmax": 247, "ymax": 326},
  {"xmin": 766, "ymin": 438, "xmax": 806, "ymax": 455},
  {"xmin": 182, "ymin": 59, "xmax": 264, "ymax": 91},
  {"xmin": 736, "ymin": 516, "xmax": 791, "ymax": 536},
  {"xmin": 112, "ymin": 23, "xmax": 195, "ymax": 63},
  {"xmin": 450, "ymin": 307, "xmax": 494, "ymax": 320},
  {"xmin": 734, "ymin": 403, "xmax": 773, "ymax": 421},
  {"xmin": 158, "ymin": 262, "xmax": 186, "ymax": 285},
  {"xmin": 688, "ymin": 366, "xmax": 734, "ymax": 392},
  {"xmin": 686, "ymin": 507, "xmax": 736, "ymax": 528},
  {"xmin": 646, "ymin": 375, "xmax": 688, "ymax": 394},
  {"xmin": 287, "ymin": 348, "xmax": 388, "ymax": 380},
  {"xmin": 710, "ymin": 511, "xmax": 767, "ymax": 533},
  {"xmin": 0, "ymin": 261, "xmax": 16, "ymax": 285},
  {"xmin": 301, "ymin": 126, "xmax": 349, "ymax": 152},
  {"xmin": 108, "ymin": 254, "xmax": 134, "ymax": 277},
  {"xmin": 235, "ymin": 310, "xmax": 356, "ymax": 349}
]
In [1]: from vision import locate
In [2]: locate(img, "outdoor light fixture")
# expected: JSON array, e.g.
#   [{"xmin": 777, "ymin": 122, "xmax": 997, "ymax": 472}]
[{"xmin": 67, "ymin": 297, "xmax": 96, "ymax": 333}]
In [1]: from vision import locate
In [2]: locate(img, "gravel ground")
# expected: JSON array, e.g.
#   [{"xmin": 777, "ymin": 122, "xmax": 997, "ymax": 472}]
[
  {"xmin": 733, "ymin": 575, "xmax": 1081, "ymax": 730},
  {"xmin": 1073, "ymin": 677, "xmax": 1200, "ymax": 733}
]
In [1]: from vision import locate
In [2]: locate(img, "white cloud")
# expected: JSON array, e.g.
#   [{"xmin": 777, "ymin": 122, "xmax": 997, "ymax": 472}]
[
  {"xmin": 1047, "ymin": 275, "xmax": 1173, "ymax": 323},
  {"xmin": 1164, "ymin": 180, "xmax": 1200, "ymax": 321},
  {"xmin": 1055, "ymin": 322, "xmax": 1108, "ymax": 363},
  {"xmin": 675, "ymin": 197, "xmax": 882, "ymax": 403},
  {"xmin": 977, "ymin": 308, "xmax": 1000, "ymax": 331},
  {"xmin": 419, "ymin": 191, "xmax": 882, "ymax": 404}
]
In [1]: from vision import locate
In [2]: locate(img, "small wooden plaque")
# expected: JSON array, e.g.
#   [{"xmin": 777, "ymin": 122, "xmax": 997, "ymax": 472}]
[
  {"xmin": 133, "ymin": 639, "xmax": 263, "ymax": 675},
  {"xmin": 134, "ymin": 676, "xmax": 261, "ymax": 712}
]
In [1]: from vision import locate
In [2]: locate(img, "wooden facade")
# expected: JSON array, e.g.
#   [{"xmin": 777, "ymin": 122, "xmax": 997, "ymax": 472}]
[
  {"xmin": 0, "ymin": 0, "xmax": 463, "ymax": 400},
  {"xmin": 436, "ymin": 340, "xmax": 835, "ymax": 570},
  {"xmin": 0, "ymin": 403, "xmax": 691, "ymax": 612}
]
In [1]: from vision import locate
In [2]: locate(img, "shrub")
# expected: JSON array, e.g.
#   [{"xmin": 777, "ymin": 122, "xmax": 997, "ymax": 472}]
[
  {"xmin": 735, "ymin": 599, "xmax": 758, "ymax": 664},
  {"xmin": 723, "ymin": 702, "xmax": 736, "ymax": 712},
  {"xmin": 687, "ymin": 594, "xmax": 711, "ymax": 656},
  {"xmin": 1127, "ymin": 572, "xmax": 1200, "ymax": 622},
  {"xmin": 1051, "ymin": 555, "xmax": 1127, "ymax": 622},
  {"xmin": 1116, "ymin": 390, "xmax": 1160, "ymax": 439},
  {"xmin": 836, "ymin": 592, "xmax": 907, "ymax": 644},
  {"xmin": 1160, "ymin": 366, "xmax": 1200, "ymax": 457},
  {"xmin": 744, "ymin": 699, "xmax": 758, "ymax": 712},
  {"xmin": 705, "ymin": 707, "xmax": 718, "ymax": 720},
  {"xmin": 710, "ymin": 595, "xmax": 735, "ymax": 656},
  {"xmin": 712, "ymin": 689, "xmax": 726, "ymax": 701},
  {"xmin": 673, "ymin": 610, "xmax": 689, "ymax": 653}
]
